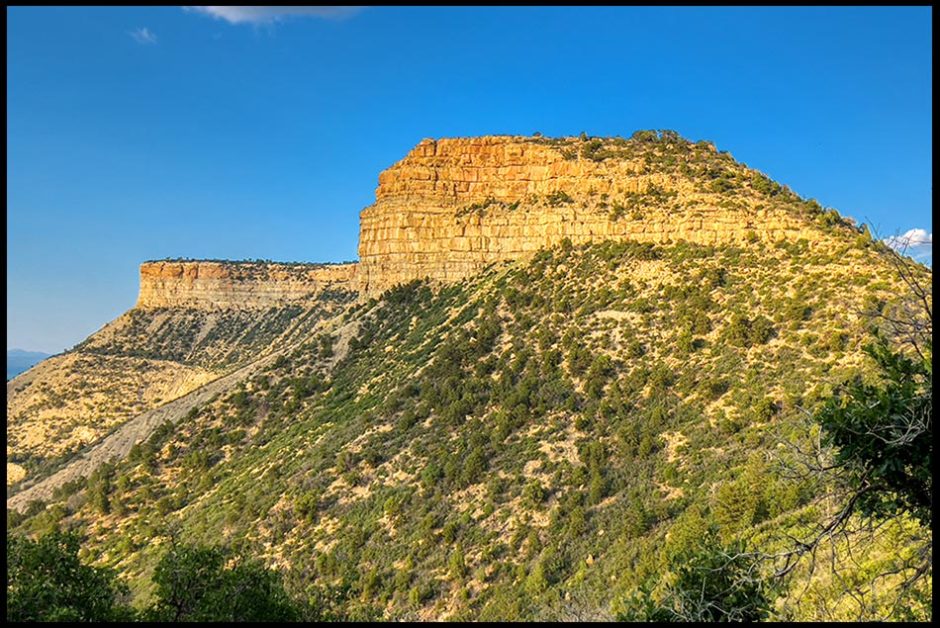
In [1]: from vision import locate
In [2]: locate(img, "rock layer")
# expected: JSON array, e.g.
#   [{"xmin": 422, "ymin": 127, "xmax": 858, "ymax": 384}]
[
  {"xmin": 137, "ymin": 136, "xmax": 844, "ymax": 301},
  {"xmin": 358, "ymin": 136, "xmax": 829, "ymax": 296},
  {"xmin": 137, "ymin": 260, "xmax": 358, "ymax": 309}
]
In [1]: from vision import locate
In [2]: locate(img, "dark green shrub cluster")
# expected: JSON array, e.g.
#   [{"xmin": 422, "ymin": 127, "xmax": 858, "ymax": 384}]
[
  {"xmin": 7, "ymin": 531, "xmax": 135, "ymax": 622},
  {"xmin": 545, "ymin": 190, "xmax": 574, "ymax": 206},
  {"xmin": 726, "ymin": 313, "xmax": 776, "ymax": 347}
]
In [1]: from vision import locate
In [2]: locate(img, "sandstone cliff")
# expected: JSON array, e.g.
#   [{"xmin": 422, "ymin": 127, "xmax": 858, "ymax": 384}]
[
  {"xmin": 358, "ymin": 135, "xmax": 848, "ymax": 296},
  {"xmin": 137, "ymin": 260, "xmax": 357, "ymax": 309},
  {"xmin": 129, "ymin": 135, "xmax": 858, "ymax": 303}
]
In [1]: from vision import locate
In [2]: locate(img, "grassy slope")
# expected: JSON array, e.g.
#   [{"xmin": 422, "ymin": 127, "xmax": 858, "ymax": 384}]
[
  {"xmin": 10, "ymin": 234, "xmax": 930, "ymax": 620},
  {"xmin": 7, "ymin": 289, "xmax": 355, "ymax": 491}
]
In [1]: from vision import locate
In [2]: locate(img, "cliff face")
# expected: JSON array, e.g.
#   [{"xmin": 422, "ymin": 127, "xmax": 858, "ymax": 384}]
[
  {"xmin": 9, "ymin": 260, "xmax": 358, "ymax": 488},
  {"xmin": 358, "ymin": 136, "xmax": 833, "ymax": 296},
  {"xmin": 137, "ymin": 261, "xmax": 358, "ymax": 309},
  {"xmin": 141, "ymin": 135, "xmax": 851, "ymax": 301}
]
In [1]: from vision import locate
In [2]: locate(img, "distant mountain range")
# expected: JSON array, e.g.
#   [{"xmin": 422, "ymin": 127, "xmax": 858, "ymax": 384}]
[{"xmin": 7, "ymin": 349, "xmax": 51, "ymax": 380}]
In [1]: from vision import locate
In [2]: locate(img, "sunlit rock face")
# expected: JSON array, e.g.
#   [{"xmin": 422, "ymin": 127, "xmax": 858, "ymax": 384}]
[
  {"xmin": 357, "ymin": 136, "xmax": 827, "ymax": 296},
  {"xmin": 137, "ymin": 260, "xmax": 358, "ymax": 309}
]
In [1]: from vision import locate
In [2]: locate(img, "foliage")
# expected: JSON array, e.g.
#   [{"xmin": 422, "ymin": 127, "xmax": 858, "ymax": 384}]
[
  {"xmin": 146, "ymin": 542, "xmax": 301, "ymax": 622},
  {"xmin": 816, "ymin": 337, "xmax": 932, "ymax": 526},
  {"xmin": 546, "ymin": 190, "xmax": 574, "ymax": 206},
  {"xmin": 7, "ymin": 530, "xmax": 135, "ymax": 622},
  {"xmin": 618, "ymin": 530, "xmax": 773, "ymax": 622},
  {"xmin": 726, "ymin": 313, "xmax": 775, "ymax": 348}
]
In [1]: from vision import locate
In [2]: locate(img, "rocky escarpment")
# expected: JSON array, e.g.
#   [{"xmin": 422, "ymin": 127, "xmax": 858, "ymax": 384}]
[
  {"xmin": 8, "ymin": 260, "xmax": 358, "ymax": 489},
  {"xmin": 137, "ymin": 260, "xmax": 357, "ymax": 309},
  {"xmin": 137, "ymin": 135, "xmax": 858, "ymax": 301},
  {"xmin": 9, "ymin": 131, "xmax": 867, "ymax": 492},
  {"xmin": 358, "ymin": 135, "xmax": 854, "ymax": 296}
]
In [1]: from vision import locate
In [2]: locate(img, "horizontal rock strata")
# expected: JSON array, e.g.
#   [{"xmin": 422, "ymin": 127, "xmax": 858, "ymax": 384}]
[
  {"xmin": 358, "ymin": 136, "xmax": 827, "ymax": 296},
  {"xmin": 137, "ymin": 260, "xmax": 358, "ymax": 309}
]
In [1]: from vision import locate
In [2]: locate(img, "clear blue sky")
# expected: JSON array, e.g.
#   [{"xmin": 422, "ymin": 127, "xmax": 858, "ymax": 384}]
[{"xmin": 7, "ymin": 6, "xmax": 932, "ymax": 353}]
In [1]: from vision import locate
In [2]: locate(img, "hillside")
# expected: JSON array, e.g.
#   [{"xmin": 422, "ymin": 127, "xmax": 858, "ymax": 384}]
[
  {"xmin": 6, "ymin": 261, "xmax": 356, "ymax": 489},
  {"xmin": 6, "ymin": 350, "xmax": 50, "ymax": 381},
  {"xmin": 6, "ymin": 132, "xmax": 931, "ymax": 621}
]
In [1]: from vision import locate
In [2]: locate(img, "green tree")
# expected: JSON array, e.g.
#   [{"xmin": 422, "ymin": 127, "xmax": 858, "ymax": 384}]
[
  {"xmin": 146, "ymin": 542, "xmax": 300, "ymax": 621},
  {"xmin": 7, "ymin": 531, "xmax": 135, "ymax": 622},
  {"xmin": 619, "ymin": 531, "xmax": 772, "ymax": 622},
  {"xmin": 87, "ymin": 462, "xmax": 115, "ymax": 515},
  {"xmin": 816, "ymin": 337, "xmax": 931, "ymax": 526}
]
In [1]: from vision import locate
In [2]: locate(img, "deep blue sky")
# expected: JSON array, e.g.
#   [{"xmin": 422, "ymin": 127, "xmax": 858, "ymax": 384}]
[{"xmin": 7, "ymin": 6, "xmax": 932, "ymax": 353}]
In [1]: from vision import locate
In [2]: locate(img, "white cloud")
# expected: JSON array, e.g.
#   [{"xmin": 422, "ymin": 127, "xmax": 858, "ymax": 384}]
[
  {"xmin": 185, "ymin": 6, "xmax": 364, "ymax": 25},
  {"xmin": 883, "ymin": 228, "xmax": 932, "ymax": 264},
  {"xmin": 129, "ymin": 27, "xmax": 158, "ymax": 44}
]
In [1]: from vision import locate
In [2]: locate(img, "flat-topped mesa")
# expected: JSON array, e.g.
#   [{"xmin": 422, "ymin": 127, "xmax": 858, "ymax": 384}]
[
  {"xmin": 137, "ymin": 260, "xmax": 358, "ymax": 309},
  {"xmin": 358, "ymin": 134, "xmax": 849, "ymax": 296}
]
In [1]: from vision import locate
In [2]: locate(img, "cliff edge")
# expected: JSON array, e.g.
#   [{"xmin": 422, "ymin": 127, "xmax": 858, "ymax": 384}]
[{"xmin": 358, "ymin": 134, "xmax": 857, "ymax": 295}]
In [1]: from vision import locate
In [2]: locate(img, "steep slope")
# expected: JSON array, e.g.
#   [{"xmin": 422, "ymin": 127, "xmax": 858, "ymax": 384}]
[
  {"xmin": 7, "ymin": 132, "xmax": 930, "ymax": 621},
  {"xmin": 7, "ymin": 261, "xmax": 356, "ymax": 489},
  {"xmin": 9, "ymin": 239, "xmax": 928, "ymax": 620}
]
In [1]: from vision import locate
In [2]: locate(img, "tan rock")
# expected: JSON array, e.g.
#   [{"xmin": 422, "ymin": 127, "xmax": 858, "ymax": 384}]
[
  {"xmin": 357, "ymin": 136, "xmax": 836, "ymax": 296},
  {"xmin": 137, "ymin": 260, "xmax": 357, "ymax": 309}
]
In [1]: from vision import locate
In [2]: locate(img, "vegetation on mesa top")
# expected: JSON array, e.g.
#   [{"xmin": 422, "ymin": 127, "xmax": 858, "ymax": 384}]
[
  {"xmin": 544, "ymin": 130, "xmax": 859, "ymax": 226},
  {"xmin": 445, "ymin": 130, "xmax": 876, "ymax": 248},
  {"xmin": 141, "ymin": 258, "xmax": 358, "ymax": 266}
]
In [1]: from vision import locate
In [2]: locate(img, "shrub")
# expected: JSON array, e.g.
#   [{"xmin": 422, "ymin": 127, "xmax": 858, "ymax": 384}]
[
  {"xmin": 618, "ymin": 532, "xmax": 772, "ymax": 622},
  {"xmin": 631, "ymin": 130, "xmax": 659, "ymax": 142},
  {"xmin": 546, "ymin": 191, "xmax": 574, "ymax": 206},
  {"xmin": 295, "ymin": 491, "xmax": 320, "ymax": 524},
  {"xmin": 449, "ymin": 546, "xmax": 468, "ymax": 581},
  {"xmin": 710, "ymin": 177, "xmax": 736, "ymax": 193},
  {"xmin": 146, "ymin": 543, "xmax": 300, "ymax": 621},
  {"xmin": 523, "ymin": 480, "xmax": 547, "ymax": 508},
  {"xmin": 7, "ymin": 531, "xmax": 135, "ymax": 622},
  {"xmin": 727, "ymin": 313, "xmax": 775, "ymax": 347}
]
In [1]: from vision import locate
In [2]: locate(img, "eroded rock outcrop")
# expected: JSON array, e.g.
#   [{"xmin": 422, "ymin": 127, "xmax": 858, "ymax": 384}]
[
  {"xmin": 139, "ymin": 135, "xmax": 848, "ymax": 301},
  {"xmin": 138, "ymin": 260, "xmax": 358, "ymax": 309},
  {"xmin": 358, "ymin": 136, "xmax": 835, "ymax": 296}
]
